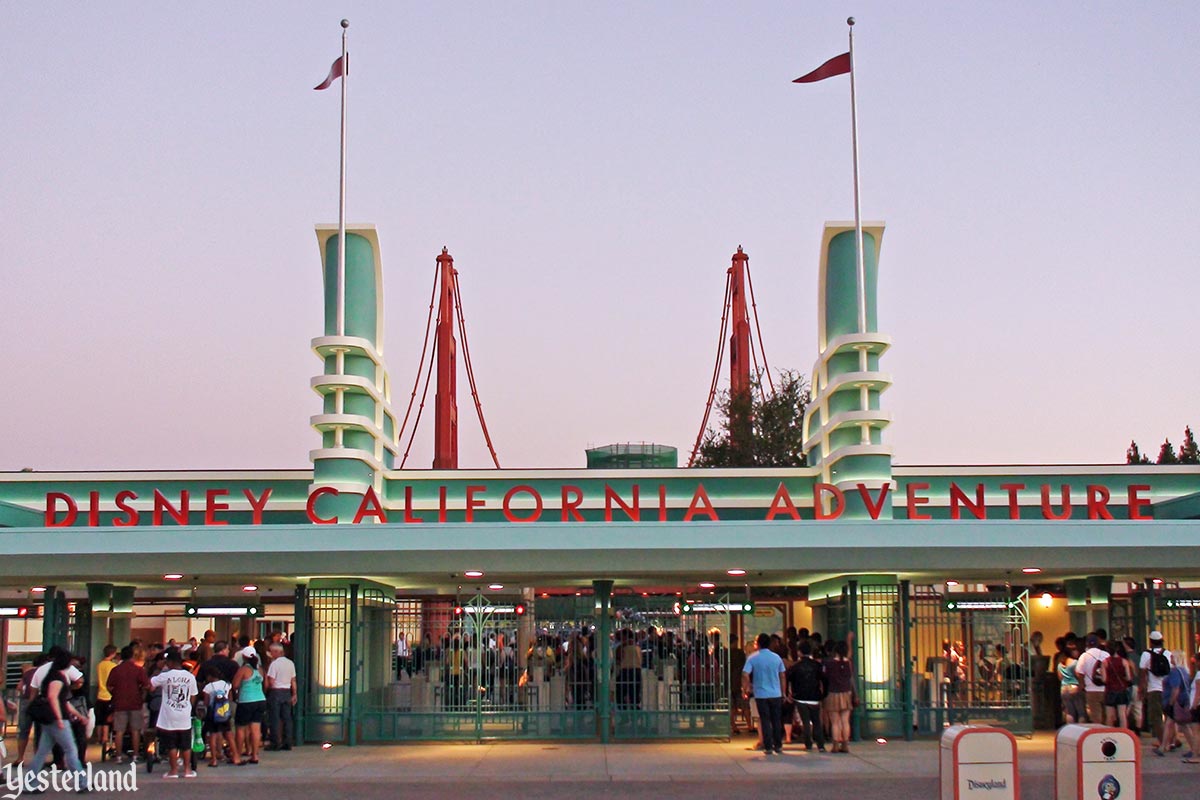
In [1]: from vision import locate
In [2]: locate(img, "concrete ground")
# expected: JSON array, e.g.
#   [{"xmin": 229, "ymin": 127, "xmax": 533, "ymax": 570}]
[{"xmin": 3, "ymin": 732, "xmax": 1197, "ymax": 798}]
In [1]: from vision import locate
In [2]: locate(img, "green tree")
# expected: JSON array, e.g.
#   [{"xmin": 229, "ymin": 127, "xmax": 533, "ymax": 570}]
[
  {"xmin": 1157, "ymin": 438, "xmax": 1179, "ymax": 465},
  {"xmin": 1126, "ymin": 440, "xmax": 1150, "ymax": 464},
  {"xmin": 694, "ymin": 370, "xmax": 810, "ymax": 467},
  {"xmin": 1180, "ymin": 426, "xmax": 1200, "ymax": 465}
]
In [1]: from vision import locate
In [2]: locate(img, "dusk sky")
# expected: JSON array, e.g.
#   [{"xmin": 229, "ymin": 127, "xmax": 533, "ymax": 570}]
[{"xmin": 3, "ymin": 3, "xmax": 1198, "ymax": 471}]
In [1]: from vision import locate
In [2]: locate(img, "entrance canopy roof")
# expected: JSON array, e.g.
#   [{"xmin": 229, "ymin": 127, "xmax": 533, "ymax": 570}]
[{"xmin": 2, "ymin": 518, "xmax": 1199, "ymax": 596}]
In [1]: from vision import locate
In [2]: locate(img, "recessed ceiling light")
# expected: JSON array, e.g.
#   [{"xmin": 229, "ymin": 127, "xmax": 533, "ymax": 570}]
[
  {"xmin": 726, "ymin": 568, "xmax": 746, "ymax": 576},
  {"xmin": 464, "ymin": 570, "xmax": 484, "ymax": 578},
  {"xmin": 699, "ymin": 582, "xmax": 716, "ymax": 589},
  {"xmin": 1021, "ymin": 567, "xmax": 1041, "ymax": 574},
  {"xmin": 242, "ymin": 585, "xmax": 258, "ymax": 592},
  {"xmin": 945, "ymin": 580, "xmax": 960, "ymax": 587},
  {"xmin": 1152, "ymin": 578, "xmax": 1164, "ymax": 585},
  {"xmin": 488, "ymin": 583, "xmax": 504, "ymax": 590},
  {"xmin": 30, "ymin": 587, "xmax": 46, "ymax": 593},
  {"xmin": 163, "ymin": 574, "xmax": 184, "ymax": 581}
]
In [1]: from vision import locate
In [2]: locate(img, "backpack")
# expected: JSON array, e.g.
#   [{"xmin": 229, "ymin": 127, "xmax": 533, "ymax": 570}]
[
  {"xmin": 1149, "ymin": 649, "xmax": 1171, "ymax": 678},
  {"xmin": 1091, "ymin": 657, "xmax": 1106, "ymax": 686},
  {"xmin": 208, "ymin": 685, "xmax": 232, "ymax": 724}
]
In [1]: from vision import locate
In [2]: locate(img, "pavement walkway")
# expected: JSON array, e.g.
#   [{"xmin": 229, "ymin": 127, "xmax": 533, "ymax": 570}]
[{"xmin": 55, "ymin": 731, "xmax": 1198, "ymax": 783}]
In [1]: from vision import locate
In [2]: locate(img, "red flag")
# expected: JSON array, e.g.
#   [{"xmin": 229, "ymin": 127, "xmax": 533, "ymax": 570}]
[
  {"xmin": 314, "ymin": 54, "xmax": 347, "ymax": 90},
  {"xmin": 793, "ymin": 52, "xmax": 850, "ymax": 83}
]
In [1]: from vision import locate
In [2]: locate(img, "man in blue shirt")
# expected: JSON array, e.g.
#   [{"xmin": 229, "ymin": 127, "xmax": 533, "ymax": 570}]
[{"xmin": 742, "ymin": 633, "xmax": 787, "ymax": 755}]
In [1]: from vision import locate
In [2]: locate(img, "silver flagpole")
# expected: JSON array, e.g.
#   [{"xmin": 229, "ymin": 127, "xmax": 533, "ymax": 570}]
[
  {"xmin": 337, "ymin": 19, "xmax": 349, "ymax": 336},
  {"xmin": 847, "ymin": 16, "xmax": 867, "ymax": 334}
]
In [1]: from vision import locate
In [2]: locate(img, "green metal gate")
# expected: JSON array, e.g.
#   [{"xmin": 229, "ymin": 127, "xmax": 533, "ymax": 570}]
[
  {"xmin": 1150, "ymin": 588, "xmax": 1200, "ymax": 653},
  {"xmin": 855, "ymin": 582, "xmax": 908, "ymax": 739},
  {"xmin": 609, "ymin": 593, "xmax": 732, "ymax": 739},
  {"xmin": 301, "ymin": 586, "xmax": 352, "ymax": 744},
  {"xmin": 909, "ymin": 587, "xmax": 1032, "ymax": 736}
]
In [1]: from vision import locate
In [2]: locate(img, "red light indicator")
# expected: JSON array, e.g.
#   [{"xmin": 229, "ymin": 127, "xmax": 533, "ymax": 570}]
[
  {"xmin": 454, "ymin": 606, "xmax": 464, "ymax": 616},
  {"xmin": 17, "ymin": 606, "xmax": 28, "ymax": 618},
  {"xmin": 515, "ymin": 604, "xmax": 526, "ymax": 616}
]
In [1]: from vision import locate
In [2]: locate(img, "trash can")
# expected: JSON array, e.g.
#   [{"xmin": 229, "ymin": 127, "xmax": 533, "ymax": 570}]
[
  {"xmin": 1055, "ymin": 724, "xmax": 1140, "ymax": 800},
  {"xmin": 939, "ymin": 724, "xmax": 1020, "ymax": 799}
]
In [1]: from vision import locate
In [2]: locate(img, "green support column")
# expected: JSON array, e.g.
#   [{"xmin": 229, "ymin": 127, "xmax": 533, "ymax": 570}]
[
  {"xmin": 1146, "ymin": 580, "xmax": 1158, "ymax": 635},
  {"xmin": 293, "ymin": 583, "xmax": 309, "ymax": 744},
  {"xmin": 72, "ymin": 601, "xmax": 93, "ymax": 670},
  {"xmin": 847, "ymin": 580, "xmax": 860, "ymax": 743},
  {"xmin": 593, "ymin": 580, "xmax": 614, "ymax": 743},
  {"xmin": 0, "ymin": 619, "xmax": 8, "ymax": 690},
  {"xmin": 900, "ymin": 580, "xmax": 914, "ymax": 742},
  {"xmin": 347, "ymin": 583, "xmax": 359, "ymax": 747},
  {"xmin": 1086, "ymin": 576, "xmax": 1113, "ymax": 635},
  {"xmin": 42, "ymin": 587, "xmax": 68, "ymax": 650},
  {"xmin": 1065, "ymin": 579, "xmax": 1089, "ymax": 635},
  {"xmin": 110, "ymin": 586, "xmax": 136, "ymax": 650},
  {"xmin": 86, "ymin": 583, "xmax": 114, "ymax": 693}
]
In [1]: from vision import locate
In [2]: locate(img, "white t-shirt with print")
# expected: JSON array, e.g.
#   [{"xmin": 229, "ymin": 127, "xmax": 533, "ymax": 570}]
[{"xmin": 150, "ymin": 668, "xmax": 198, "ymax": 731}]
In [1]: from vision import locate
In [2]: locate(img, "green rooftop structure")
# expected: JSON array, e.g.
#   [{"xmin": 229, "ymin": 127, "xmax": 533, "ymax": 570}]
[{"xmin": 585, "ymin": 443, "xmax": 678, "ymax": 469}]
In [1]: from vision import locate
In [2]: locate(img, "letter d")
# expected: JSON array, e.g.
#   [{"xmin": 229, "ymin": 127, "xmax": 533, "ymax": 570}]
[{"xmin": 813, "ymin": 483, "xmax": 845, "ymax": 520}]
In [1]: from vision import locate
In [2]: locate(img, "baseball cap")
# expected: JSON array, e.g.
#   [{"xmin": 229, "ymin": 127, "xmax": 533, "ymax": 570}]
[
  {"xmin": 1150, "ymin": 630, "xmax": 1163, "ymax": 641},
  {"xmin": 240, "ymin": 646, "xmax": 257, "ymax": 659}
]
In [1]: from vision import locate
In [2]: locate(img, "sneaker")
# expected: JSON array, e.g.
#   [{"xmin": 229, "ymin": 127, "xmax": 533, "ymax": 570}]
[
  {"xmin": 183, "ymin": 771, "xmax": 197, "ymax": 778},
  {"xmin": 818, "ymin": 745, "xmax": 826, "ymax": 752},
  {"xmin": 1184, "ymin": 751, "xmax": 1195, "ymax": 759},
  {"xmin": 1153, "ymin": 747, "xmax": 1165, "ymax": 757},
  {"xmin": 163, "ymin": 773, "xmax": 180, "ymax": 779}
]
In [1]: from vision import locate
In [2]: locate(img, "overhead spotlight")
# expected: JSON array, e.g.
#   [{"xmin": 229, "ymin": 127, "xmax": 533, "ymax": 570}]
[
  {"xmin": 464, "ymin": 570, "xmax": 484, "ymax": 579},
  {"xmin": 727, "ymin": 569, "xmax": 747, "ymax": 576}
]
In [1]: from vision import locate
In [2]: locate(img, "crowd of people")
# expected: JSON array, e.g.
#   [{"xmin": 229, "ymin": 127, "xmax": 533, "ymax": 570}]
[
  {"xmin": 393, "ymin": 626, "xmax": 728, "ymax": 711},
  {"xmin": 2, "ymin": 629, "xmax": 297, "ymax": 786},
  {"xmin": 738, "ymin": 627, "xmax": 856, "ymax": 756},
  {"xmin": 1053, "ymin": 628, "xmax": 1200, "ymax": 762}
]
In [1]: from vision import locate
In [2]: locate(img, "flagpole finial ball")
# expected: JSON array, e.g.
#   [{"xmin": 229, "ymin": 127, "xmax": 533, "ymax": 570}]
[
  {"xmin": 847, "ymin": 17, "xmax": 855, "ymax": 26},
  {"xmin": 341, "ymin": 19, "xmax": 350, "ymax": 28}
]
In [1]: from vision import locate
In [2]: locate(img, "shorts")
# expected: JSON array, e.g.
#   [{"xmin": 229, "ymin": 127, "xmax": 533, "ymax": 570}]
[
  {"xmin": 823, "ymin": 691, "xmax": 853, "ymax": 713},
  {"xmin": 18, "ymin": 706, "xmax": 35, "ymax": 740},
  {"xmin": 156, "ymin": 727, "xmax": 191, "ymax": 752},
  {"xmin": 204, "ymin": 720, "xmax": 232, "ymax": 735},
  {"xmin": 112, "ymin": 708, "xmax": 146, "ymax": 734},
  {"xmin": 1103, "ymin": 688, "xmax": 1130, "ymax": 707},
  {"xmin": 94, "ymin": 698, "xmax": 113, "ymax": 726},
  {"xmin": 235, "ymin": 700, "xmax": 266, "ymax": 726}
]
